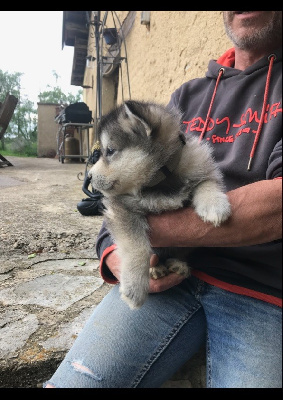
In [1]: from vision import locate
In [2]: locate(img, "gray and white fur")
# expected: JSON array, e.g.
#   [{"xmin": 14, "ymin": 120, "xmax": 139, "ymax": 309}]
[{"xmin": 88, "ymin": 100, "xmax": 231, "ymax": 309}]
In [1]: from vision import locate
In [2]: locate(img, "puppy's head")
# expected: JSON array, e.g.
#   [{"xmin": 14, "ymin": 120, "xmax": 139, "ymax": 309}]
[{"xmin": 88, "ymin": 100, "xmax": 182, "ymax": 196}]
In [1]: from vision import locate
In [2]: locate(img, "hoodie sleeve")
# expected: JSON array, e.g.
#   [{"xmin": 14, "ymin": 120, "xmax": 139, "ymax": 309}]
[
  {"xmin": 266, "ymin": 139, "xmax": 282, "ymax": 179},
  {"xmin": 95, "ymin": 220, "xmax": 118, "ymax": 284}
]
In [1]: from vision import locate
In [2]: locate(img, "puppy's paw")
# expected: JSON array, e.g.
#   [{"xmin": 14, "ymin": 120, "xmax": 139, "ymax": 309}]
[
  {"xmin": 166, "ymin": 259, "xmax": 191, "ymax": 277},
  {"xmin": 194, "ymin": 192, "xmax": 231, "ymax": 227},
  {"xmin": 150, "ymin": 264, "xmax": 169, "ymax": 279},
  {"xmin": 119, "ymin": 279, "xmax": 149, "ymax": 309},
  {"xmin": 120, "ymin": 287, "xmax": 147, "ymax": 309}
]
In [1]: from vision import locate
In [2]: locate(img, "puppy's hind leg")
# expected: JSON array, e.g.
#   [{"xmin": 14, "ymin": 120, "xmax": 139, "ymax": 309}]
[
  {"xmin": 110, "ymin": 211, "xmax": 152, "ymax": 309},
  {"xmin": 166, "ymin": 258, "xmax": 191, "ymax": 277},
  {"xmin": 150, "ymin": 264, "xmax": 169, "ymax": 279}
]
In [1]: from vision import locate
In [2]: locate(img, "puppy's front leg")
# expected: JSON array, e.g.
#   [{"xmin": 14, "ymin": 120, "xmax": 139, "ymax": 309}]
[
  {"xmin": 106, "ymin": 207, "xmax": 152, "ymax": 309},
  {"xmin": 192, "ymin": 180, "xmax": 231, "ymax": 227}
]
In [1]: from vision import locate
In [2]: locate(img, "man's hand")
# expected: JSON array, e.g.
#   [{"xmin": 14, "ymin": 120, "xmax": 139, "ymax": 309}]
[
  {"xmin": 148, "ymin": 253, "xmax": 186, "ymax": 292},
  {"xmin": 105, "ymin": 250, "xmax": 186, "ymax": 293}
]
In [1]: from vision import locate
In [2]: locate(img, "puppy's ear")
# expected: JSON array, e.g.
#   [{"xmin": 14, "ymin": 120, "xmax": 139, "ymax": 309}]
[{"xmin": 124, "ymin": 102, "xmax": 152, "ymax": 136}]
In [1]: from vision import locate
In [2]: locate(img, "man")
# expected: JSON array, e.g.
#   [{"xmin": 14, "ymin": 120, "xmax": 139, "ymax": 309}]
[{"xmin": 45, "ymin": 11, "xmax": 282, "ymax": 388}]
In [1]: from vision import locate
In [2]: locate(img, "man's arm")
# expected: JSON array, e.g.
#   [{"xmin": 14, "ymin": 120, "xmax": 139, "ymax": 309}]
[
  {"xmin": 148, "ymin": 179, "xmax": 282, "ymax": 248},
  {"xmin": 104, "ymin": 179, "xmax": 282, "ymax": 293}
]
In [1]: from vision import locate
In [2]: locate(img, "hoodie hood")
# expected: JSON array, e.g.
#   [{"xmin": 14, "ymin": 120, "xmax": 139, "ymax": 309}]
[{"xmin": 206, "ymin": 47, "xmax": 282, "ymax": 79}]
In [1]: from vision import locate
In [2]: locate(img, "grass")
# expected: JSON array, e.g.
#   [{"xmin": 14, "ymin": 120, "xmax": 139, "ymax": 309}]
[{"xmin": 0, "ymin": 142, "xmax": 37, "ymax": 157}]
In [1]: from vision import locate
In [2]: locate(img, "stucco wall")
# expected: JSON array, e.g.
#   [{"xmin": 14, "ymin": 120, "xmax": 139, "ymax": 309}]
[
  {"xmin": 83, "ymin": 11, "xmax": 232, "ymax": 146},
  {"xmin": 116, "ymin": 11, "xmax": 231, "ymax": 105}
]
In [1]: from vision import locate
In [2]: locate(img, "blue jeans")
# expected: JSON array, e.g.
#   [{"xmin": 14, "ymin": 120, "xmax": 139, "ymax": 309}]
[{"xmin": 44, "ymin": 276, "xmax": 282, "ymax": 388}]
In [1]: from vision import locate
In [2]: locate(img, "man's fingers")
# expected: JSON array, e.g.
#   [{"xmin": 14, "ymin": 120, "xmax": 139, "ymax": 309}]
[
  {"xmin": 149, "ymin": 272, "xmax": 185, "ymax": 293},
  {"xmin": 150, "ymin": 253, "xmax": 159, "ymax": 267}
]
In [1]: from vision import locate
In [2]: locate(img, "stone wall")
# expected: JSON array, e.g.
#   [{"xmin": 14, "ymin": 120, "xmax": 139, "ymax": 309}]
[{"xmin": 37, "ymin": 103, "xmax": 59, "ymax": 158}]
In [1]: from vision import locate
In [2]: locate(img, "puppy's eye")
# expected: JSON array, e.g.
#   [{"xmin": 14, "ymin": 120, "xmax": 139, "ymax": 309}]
[{"xmin": 106, "ymin": 147, "xmax": 116, "ymax": 157}]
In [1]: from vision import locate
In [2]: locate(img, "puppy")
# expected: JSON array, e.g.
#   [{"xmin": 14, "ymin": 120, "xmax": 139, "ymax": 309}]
[{"xmin": 88, "ymin": 100, "xmax": 231, "ymax": 309}]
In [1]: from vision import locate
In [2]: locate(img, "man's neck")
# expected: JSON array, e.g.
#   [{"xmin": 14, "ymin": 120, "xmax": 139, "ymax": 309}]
[{"xmin": 234, "ymin": 45, "xmax": 280, "ymax": 71}]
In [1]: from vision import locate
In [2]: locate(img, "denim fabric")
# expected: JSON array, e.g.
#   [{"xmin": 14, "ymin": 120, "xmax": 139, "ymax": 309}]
[{"xmin": 44, "ymin": 276, "xmax": 282, "ymax": 388}]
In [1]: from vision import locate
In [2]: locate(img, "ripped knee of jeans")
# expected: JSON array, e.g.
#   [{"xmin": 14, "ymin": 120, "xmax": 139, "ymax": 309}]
[
  {"xmin": 44, "ymin": 382, "xmax": 57, "ymax": 388},
  {"xmin": 70, "ymin": 360, "xmax": 102, "ymax": 381}
]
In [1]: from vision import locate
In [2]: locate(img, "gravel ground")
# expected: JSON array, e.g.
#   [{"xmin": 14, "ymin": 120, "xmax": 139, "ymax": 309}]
[
  {"xmin": 0, "ymin": 155, "xmax": 205, "ymax": 388},
  {"xmin": 0, "ymin": 156, "xmax": 104, "ymax": 262}
]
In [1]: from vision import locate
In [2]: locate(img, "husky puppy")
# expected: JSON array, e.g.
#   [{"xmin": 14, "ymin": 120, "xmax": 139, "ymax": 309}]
[{"xmin": 88, "ymin": 100, "xmax": 231, "ymax": 309}]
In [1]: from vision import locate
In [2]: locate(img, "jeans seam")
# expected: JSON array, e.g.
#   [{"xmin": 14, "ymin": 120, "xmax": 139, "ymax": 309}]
[
  {"xmin": 193, "ymin": 276, "xmax": 206, "ymax": 300},
  {"xmin": 205, "ymin": 333, "xmax": 211, "ymax": 388},
  {"xmin": 131, "ymin": 304, "xmax": 201, "ymax": 387},
  {"xmin": 192, "ymin": 276, "xmax": 209, "ymax": 386}
]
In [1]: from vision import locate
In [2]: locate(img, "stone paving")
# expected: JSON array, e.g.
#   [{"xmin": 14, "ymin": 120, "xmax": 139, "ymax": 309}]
[{"xmin": 0, "ymin": 156, "xmax": 205, "ymax": 388}]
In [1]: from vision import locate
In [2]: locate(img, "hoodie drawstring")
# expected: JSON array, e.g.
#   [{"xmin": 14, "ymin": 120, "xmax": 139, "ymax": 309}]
[
  {"xmin": 247, "ymin": 54, "xmax": 276, "ymax": 170},
  {"xmin": 199, "ymin": 55, "xmax": 276, "ymax": 171},
  {"xmin": 199, "ymin": 67, "xmax": 224, "ymax": 143}
]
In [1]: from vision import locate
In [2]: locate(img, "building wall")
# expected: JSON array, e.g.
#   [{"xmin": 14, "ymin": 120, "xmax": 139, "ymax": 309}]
[
  {"xmin": 117, "ymin": 11, "xmax": 231, "ymax": 104},
  {"xmin": 83, "ymin": 11, "xmax": 232, "ymax": 146},
  {"xmin": 37, "ymin": 103, "xmax": 59, "ymax": 157}
]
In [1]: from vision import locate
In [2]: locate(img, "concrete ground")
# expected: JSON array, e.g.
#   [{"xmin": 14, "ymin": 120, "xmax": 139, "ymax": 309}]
[{"xmin": 0, "ymin": 156, "xmax": 205, "ymax": 388}]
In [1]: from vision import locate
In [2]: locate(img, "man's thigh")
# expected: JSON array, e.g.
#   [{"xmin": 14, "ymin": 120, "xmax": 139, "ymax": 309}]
[
  {"xmin": 45, "ymin": 279, "xmax": 206, "ymax": 388},
  {"xmin": 201, "ymin": 285, "xmax": 282, "ymax": 388}
]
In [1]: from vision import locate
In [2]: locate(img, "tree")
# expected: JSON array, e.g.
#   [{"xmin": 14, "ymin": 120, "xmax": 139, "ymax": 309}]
[
  {"xmin": 0, "ymin": 70, "xmax": 36, "ymax": 151},
  {"xmin": 38, "ymin": 85, "xmax": 82, "ymax": 104},
  {"xmin": 0, "ymin": 69, "xmax": 22, "ymax": 98},
  {"xmin": 0, "ymin": 69, "xmax": 83, "ymax": 154},
  {"xmin": 38, "ymin": 70, "xmax": 83, "ymax": 104}
]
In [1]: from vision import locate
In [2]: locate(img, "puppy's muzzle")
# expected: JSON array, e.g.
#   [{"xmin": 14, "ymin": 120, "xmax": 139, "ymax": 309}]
[{"xmin": 88, "ymin": 170, "xmax": 118, "ymax": 192}]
